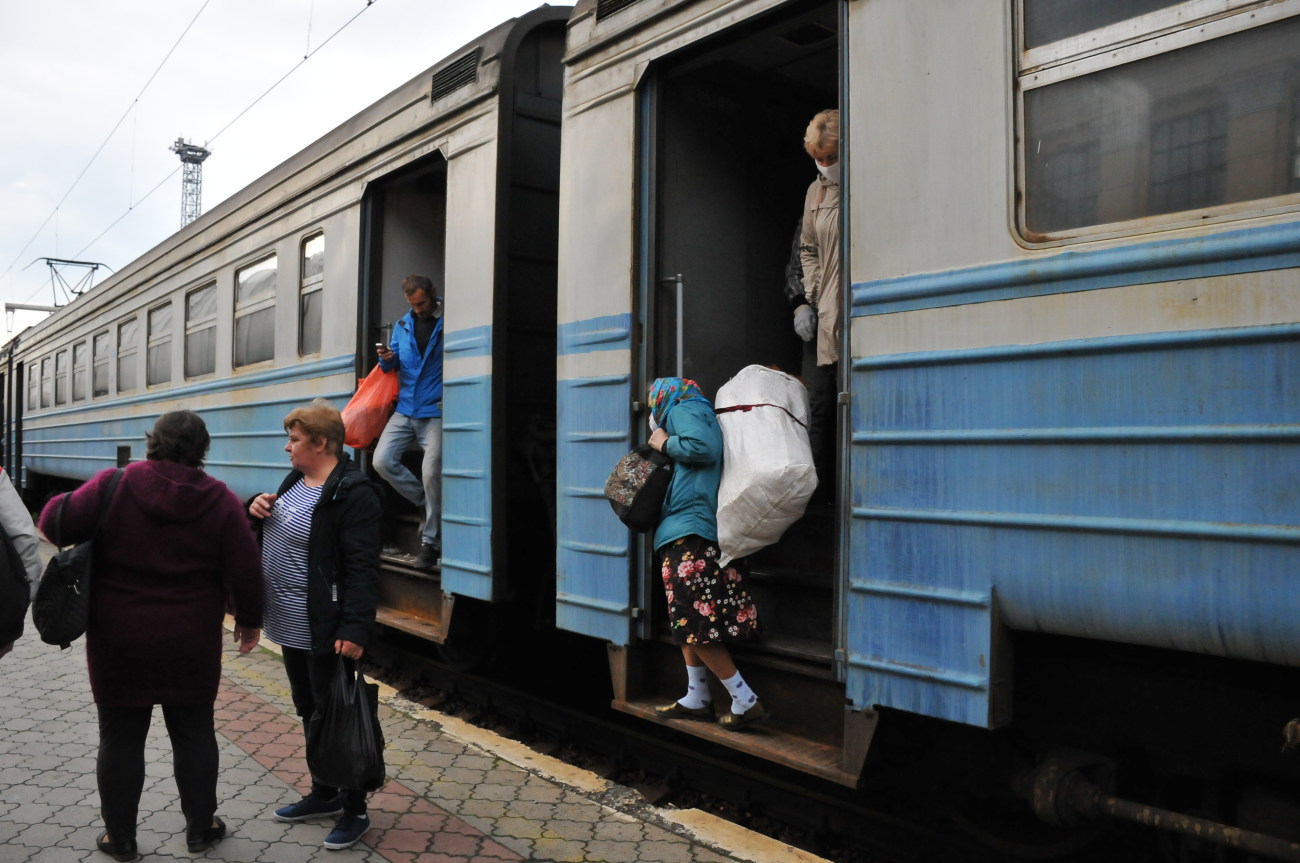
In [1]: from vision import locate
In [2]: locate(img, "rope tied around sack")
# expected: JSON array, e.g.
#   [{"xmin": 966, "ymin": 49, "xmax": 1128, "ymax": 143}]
[{"xmin": 714, "ymin": 402, "xmax": 807, "ymax": 429}]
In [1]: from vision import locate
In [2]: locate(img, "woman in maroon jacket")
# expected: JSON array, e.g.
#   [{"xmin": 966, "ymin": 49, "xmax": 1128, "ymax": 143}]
[{"xmin": 39, "ymin": 411, "xmax": 263, "ymax": 862}]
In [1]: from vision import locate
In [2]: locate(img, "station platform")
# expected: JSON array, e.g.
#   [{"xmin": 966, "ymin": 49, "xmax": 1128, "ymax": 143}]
[{"xmin": 0, "ymin": 617, "xmax": 826, "ymax": 863}]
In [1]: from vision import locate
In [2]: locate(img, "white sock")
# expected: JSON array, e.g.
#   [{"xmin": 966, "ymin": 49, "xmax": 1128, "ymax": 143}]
[
  {"xmin": 721, "ymin": 671, "xmax": 758, "ymax": 715},
  {"xmin": 678, "ymin": 663, "xmax": 711, "ymax": 709}
]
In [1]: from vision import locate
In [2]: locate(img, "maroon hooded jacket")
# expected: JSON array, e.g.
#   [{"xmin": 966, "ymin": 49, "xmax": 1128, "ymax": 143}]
[{"xmin": 38, "ymin": 460, "xmax": 264, "ymax": 706}]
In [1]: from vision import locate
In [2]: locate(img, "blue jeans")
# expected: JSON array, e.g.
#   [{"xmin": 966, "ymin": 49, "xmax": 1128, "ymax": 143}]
[{"xmin": 373, "ymin": 412, "xmax": 441, "ymax": 546}]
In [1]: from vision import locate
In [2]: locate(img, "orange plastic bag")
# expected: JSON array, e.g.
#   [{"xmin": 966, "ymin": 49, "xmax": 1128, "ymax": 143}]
[{"xmin": 342, "ymin": 364, "xmax": 399, "ymax": 449}]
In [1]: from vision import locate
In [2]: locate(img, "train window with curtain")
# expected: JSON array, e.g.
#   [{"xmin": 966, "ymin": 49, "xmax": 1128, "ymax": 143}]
[
  {"xmin": 117, "ymin": 318, "xmax": 138, "ymax": 393},
  {"xmin": 92, "ymin": 331, "xmax": 110, "ymax": 397},
  {"xmin": 299, "ymin": 232, "xmax": 323, "ymax": 356},
  {"xmin": 40, "ymin": 356, "xmax": 52, "ymax": 408},
  {"xmin": 26, "ymin": 363, "xmax": 37, "ymax": 411},
  {"xmin": 1017, "ymin": 1, "xmax": 1300, "ymax": 238},
  {"xmin": 235, "ymin": 253, "xmax": 277, "ymax": 367},
  {"xmin": 54, "ymin": 349, "xmax": 68, "ymax": 405},
  {"xmin": 147, "ymin": 302, "xmax": 173, "ymax": 386},
  {"xmin": 185, "ymin": 283, "xmax": 217, "ymax": 378},
  {"xmin": 72, "ymin": 341, "xmax": 87, "ymax": 401}
]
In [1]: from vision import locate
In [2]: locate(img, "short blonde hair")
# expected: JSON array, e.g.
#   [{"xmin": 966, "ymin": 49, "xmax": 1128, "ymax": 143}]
[
  {"xmin": 284, "ymin": 399, "xmax": 344, "ymax": 457},
  {"xmin": 803, "ymin": 109, "xmax": 839, "ymax": 160}
]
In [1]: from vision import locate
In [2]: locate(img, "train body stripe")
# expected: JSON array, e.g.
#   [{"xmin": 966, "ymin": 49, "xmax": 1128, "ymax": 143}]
[{"xmin": 851, "ymin": 221, "xmax": 1300, "ymax": 316}]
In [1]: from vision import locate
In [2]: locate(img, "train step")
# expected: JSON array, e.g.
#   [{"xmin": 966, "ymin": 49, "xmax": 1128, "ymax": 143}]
[
  {"xmin": 612, "ymin": 696, "xmax": 870, "ymax": 787},
  {"xmin": 609, "ymin": 643, "xmax": 872, "ymax": 788},
  {"xmin": 376, "ymin": 552, "xmax": 448, "ymax": 643}
]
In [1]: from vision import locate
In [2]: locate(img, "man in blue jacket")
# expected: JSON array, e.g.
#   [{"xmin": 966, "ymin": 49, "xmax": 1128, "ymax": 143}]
[{"xmin": 374, "ymin": 274, "xmax": 443, "ymax": 570}]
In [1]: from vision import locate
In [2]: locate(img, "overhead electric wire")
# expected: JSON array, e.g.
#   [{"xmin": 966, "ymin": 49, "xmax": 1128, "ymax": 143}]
[
  {"xmin": 203, "ymin": 0, "xmax": 376, "ymax": 148},
  {"xmin": 13, "ymin": 0, "xmax": 381, "ymax": 307},
  {"xmin": 0, "ymin": 0, "xmax": 212, "ymax": 290}
]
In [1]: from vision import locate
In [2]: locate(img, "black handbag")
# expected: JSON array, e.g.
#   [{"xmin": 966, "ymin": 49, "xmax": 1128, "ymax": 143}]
[
  {"xmin": 32, "ymin": 469, "xmax": 123, "ymax": 649},
  {"xmin": 306, "ymin": 657, "xmax": 386, "ymax": 792},
  {"xmin": 604, "ymin": 444, "xmax": 674, "ymax": 533}
]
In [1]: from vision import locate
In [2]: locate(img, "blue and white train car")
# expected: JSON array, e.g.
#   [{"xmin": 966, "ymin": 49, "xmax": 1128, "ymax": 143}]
[
  {"xmin": 3, "ymin": 5, "xmax": 571, "ymax": 646},
  {"xmin": 554, "ymin": 0, "xmax": 1300, "ymax": 823}
]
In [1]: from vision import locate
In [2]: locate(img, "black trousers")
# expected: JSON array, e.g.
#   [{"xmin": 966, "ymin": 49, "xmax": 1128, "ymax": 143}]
[
  {"xmin": 96, "ymin": 703, "xmax": 218, "ymax": 842},
  {"xmin": 805, "ymin": 360, "xmax": 838, "ymax": 502},
  {"xmin": 281, "ymin": 647, "xmax": 368, "ymax": 814}
]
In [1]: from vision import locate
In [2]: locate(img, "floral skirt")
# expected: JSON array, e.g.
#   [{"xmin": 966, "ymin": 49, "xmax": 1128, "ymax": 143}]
[{"xmin": 658, "ymin": 535, "xmax": 761, "ymax": 646}]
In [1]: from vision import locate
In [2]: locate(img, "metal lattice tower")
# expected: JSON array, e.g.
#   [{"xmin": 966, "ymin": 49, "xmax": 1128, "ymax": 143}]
[{"xmin": 170, "ymin": 138, "xmax": 211, "ymax": 227}]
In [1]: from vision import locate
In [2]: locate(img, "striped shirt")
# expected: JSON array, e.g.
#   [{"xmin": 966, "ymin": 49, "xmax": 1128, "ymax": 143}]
[{"xmin": 261, "ymin": 479, "xmax": 323, "ymax": 650}]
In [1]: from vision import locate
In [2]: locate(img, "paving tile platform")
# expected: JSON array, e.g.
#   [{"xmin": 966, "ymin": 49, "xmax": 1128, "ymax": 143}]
[{"xmin": 0, "ymin": 616, "xmax": 826, "ymax": 863}]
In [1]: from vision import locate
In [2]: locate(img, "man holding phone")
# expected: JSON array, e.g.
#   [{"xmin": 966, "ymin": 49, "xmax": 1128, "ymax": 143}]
[{"xmin": 373, "ymin": 274, "xmax": 444, "ymax": 570}]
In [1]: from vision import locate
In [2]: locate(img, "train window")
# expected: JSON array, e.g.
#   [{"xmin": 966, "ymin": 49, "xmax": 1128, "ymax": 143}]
[
  {"xmin": 1017, "ymin": 2, "xmax": 1300, "ymax": 237},
  {"xmin": 72, "ymin": 342, "xmax": 87, "ymax": 401},
  {"xmin": 299, "ymin": 233, "xmax": 323, "ymax": 356},
  {"xmin": 26, "ymin": 365, "xmax": 36, "ymax": 412},
  {"xmin": 40, "ymin": 357, "xmax": 51, "ymax": 409},
  {"xmin": 147, "ymin": 303, "xmax": 173, "ymax": 386},
  {"xmin": 54, "ymin": 350, "xmax": 68, "ymax": 405},
  {"xmin": 92, "ymin": 331, "xmax": 110, "ymax": 397},
  {"xmin": 1022, "ymin": 0, "xmax": 1183, "ymax": 49},
  {"xmin": 234, "ymin": 254, "xmax": 277, "ymax": 367},
  {"xmin": 185, "ymin": 283, "xmax": 217, "ymax": 378},
  {"xmin": 117, "ymin": 318, "xmax": 138, "ymax": 393}
]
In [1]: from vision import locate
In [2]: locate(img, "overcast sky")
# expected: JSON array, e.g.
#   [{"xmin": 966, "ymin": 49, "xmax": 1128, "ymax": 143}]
[{"xmin": 0, "ymin": 0, "xmax": 553, "ymax": 342}]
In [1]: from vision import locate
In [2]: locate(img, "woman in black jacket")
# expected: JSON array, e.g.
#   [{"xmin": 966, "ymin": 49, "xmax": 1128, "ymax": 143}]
[{"xmin": 248, "ymin": 399, "xmax": 381, "ymax": 851}]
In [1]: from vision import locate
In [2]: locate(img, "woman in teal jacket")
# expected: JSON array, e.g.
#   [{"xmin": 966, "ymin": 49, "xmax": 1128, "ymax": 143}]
[{"xmin": 646, "ymin": 378, "xmax": 765, "ymax": 730}]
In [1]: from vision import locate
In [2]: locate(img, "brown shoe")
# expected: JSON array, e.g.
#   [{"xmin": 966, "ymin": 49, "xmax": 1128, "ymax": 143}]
[
  {"xmin": 654, "ymin": 701, "xmax": 714, "ymax": 721},
  {"xmin": 718, "ymin": 701, "xmax": 770, "ymax": 731}
]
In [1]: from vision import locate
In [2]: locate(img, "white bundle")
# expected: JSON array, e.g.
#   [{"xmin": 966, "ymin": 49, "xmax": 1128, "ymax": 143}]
[{"xmin": 714, "ymin": 365, "xmax": 817, "ymax": 566}]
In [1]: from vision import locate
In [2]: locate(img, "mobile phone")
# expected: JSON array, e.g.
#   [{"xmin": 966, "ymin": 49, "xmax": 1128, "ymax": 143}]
[{"xmin": 374, "ymin": 342, "xmax": 384, "ymax": 349}]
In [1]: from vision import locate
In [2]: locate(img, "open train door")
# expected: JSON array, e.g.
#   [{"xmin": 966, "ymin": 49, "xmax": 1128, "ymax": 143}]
[
  {"xmin": 558, "ymin": 0, "xmax": 872, "ymax": 786},
  {"xmin": 360, "ymin": 8, "xmax": 568, "ymax": 647}
]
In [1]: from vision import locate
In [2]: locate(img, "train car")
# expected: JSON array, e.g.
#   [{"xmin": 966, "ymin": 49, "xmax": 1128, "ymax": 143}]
[
  {"xmin": 554, "ymin": 0, "xmax": 1300, "ymax": 852},
  {"xmin": 2, "ymin": 5, "xmax": 570, "ymax": 652}
]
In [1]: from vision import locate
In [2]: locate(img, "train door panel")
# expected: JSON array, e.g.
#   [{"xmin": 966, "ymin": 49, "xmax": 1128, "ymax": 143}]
[
  {"xmin": 554, "ymin": 90, "xmax": 640, "ymax": 645},
  {"xmin": 840, "ymin": 0, "xmax": 1003, "ymax": 727},
  {"xmin": 441, "ymin": 141, "xmax": 500, "ymax": 601}
]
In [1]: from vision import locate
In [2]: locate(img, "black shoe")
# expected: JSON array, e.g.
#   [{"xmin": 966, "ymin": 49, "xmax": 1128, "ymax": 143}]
[
  {"xmin": 187, "ymin": 816, "xmax": 226, "ymax": 853},
  {"xmin": 96, "ymin": 833, "xmax": 139, "ymax": 862},
  {"xmin": 718, "ymin": 700, "xmax": 771, "ymax": 731},
  {"xmin": 414, "ymin": 542, "xmax": 440, "ymax": 570},
  {"xmin": 654, "ymin": 701, "xmax": 714, "ymax": 721}
]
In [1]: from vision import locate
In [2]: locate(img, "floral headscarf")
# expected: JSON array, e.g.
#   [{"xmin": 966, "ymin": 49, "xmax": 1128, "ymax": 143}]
[{"xmin": 648, "ymin": 377, "xmax": 705, "ymax": 428}]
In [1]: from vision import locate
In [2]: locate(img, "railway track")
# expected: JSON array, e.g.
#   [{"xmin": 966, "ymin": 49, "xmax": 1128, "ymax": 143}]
[{"xmin": 364, "ymin": 627, "xmax": 1155, "ymax": 863}]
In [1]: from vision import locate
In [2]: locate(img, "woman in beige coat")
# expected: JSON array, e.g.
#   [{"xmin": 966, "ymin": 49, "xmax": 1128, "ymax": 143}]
[{"xmin": 794, "ymin": 108, "xmax": 840, "ymax": 503}]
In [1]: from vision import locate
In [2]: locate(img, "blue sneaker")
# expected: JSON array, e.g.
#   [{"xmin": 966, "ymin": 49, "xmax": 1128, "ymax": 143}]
[
  {"xmin": 323, "ymin": 813, "xmax": 370, "ymax": 850},
  {"xmin": 272, "ymin": 793, "xmax": 344, "ymax": 823}
]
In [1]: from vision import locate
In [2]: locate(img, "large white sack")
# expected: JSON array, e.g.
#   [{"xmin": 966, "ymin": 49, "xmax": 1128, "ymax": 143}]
[{"xmin": 715, "ymin": 365, "xmax": 817, "ymax": 566}]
